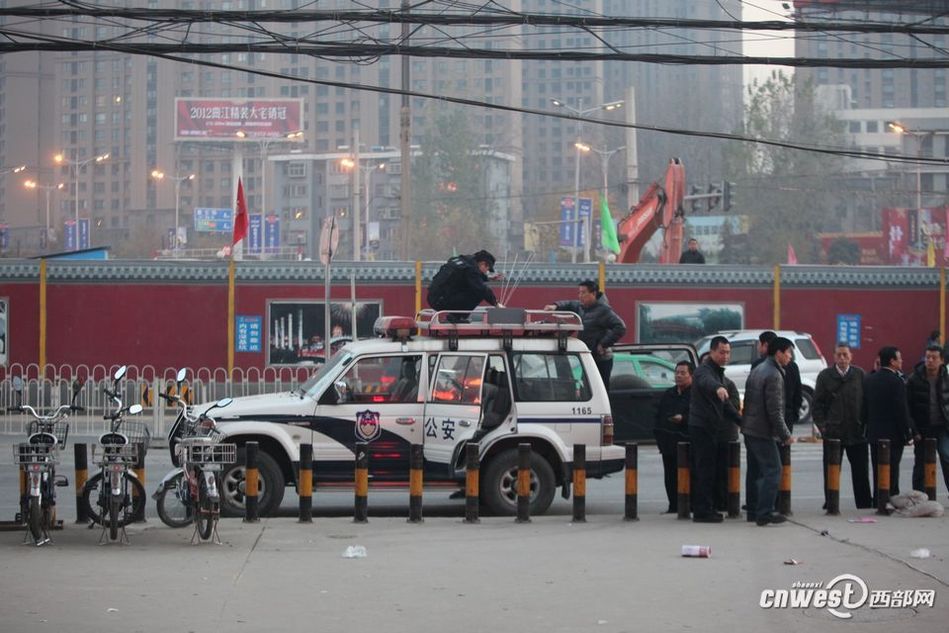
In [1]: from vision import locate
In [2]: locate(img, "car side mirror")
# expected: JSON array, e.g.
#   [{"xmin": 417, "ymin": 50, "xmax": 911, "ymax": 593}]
[{"xmin": 319, "ymin": 383, "xmax": 345, "ymax": 406}]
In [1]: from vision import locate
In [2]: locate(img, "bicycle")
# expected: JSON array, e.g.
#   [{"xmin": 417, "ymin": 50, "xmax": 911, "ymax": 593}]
[
  {"xmin": 79, "ymin": 365, "xmax": 149, "ymax": 544},
  {"xmin": 9, "ymin": 376, "xmax": 83, "ymax": 546},
  {"xmin": 153, "ymin": 368, "xmax": 235, "ymax": 543}
]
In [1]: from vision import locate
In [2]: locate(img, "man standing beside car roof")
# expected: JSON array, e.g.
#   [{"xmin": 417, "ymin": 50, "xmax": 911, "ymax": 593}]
[
  {"xmin": 688, "ymin": 335, "xmax": 732, "ymax": 523},
  {"xmin": 544, "ymin": 280, "xmax": 626, "ymax": 388}
]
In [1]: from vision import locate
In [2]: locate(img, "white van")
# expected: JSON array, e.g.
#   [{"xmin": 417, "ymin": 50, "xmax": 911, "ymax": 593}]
[{"xmin": 206, "ymin": 308, "xmax": 624, "ymax": 516}]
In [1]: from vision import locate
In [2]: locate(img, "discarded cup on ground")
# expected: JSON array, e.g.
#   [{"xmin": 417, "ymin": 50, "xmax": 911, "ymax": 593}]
[
  {"xmin": 910, "ymin": 548, "xmax": 931, "ymax": 559},
  {"xmin": 342, "ymin": 545, "xmax": 367, "ymax": 559},
  {"xmin": 681, "ymin": 545, "xmax": 711, "ymax": 558}
]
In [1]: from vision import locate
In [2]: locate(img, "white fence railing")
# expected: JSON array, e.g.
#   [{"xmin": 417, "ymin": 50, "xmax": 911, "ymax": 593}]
[{"xmin": 0, "ymin": 363, "xmax": 317, "ymax": 439}]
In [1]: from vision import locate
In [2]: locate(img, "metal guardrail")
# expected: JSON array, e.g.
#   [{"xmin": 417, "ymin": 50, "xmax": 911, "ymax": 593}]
[{"xmin": 0, "ymin": 363, "xmax": 317, "ymax": 439}]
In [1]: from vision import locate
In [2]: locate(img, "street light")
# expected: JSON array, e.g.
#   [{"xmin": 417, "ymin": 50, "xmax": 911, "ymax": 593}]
[
  {"xmin": 54, "ymin": 151, "xmax": 109, "ymax": 250},
  {"xmin": 0, "ymin": 165, "xmax": 26, "ymax": 176},
  {"xmin": 24, "ymin": 180, "xmax": 64, "ymax": 249},
  {"xmin": 235, "ymin": 129, "xmax": 304, "ymax": 219},
  {"xmin": 551, "ymin": 98, "xmax": 624, "ymax": 262},
  {"xmin": 584, "ymin": 144, "xmax": 625, "ymax": 260},
  {"xmin": 888, "ymin": 121, "xmax": 931, "ymax": 211},
  {"xmin": 151, "ymin": 169, "xmax": 196, "ymax": 256},
  {"xmin": 341, "ymin": 158, "xmax": 386, "ymax": 260}
]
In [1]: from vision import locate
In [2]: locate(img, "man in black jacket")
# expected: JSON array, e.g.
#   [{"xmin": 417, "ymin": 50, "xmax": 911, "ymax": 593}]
[
  {"xmin": 427, "ymin": 250, "xmax": 501, "ymax": 315},
  {"xmin": 654, "ymin": 361, "xmax": 693, "ymax": 513},
  {"xmin": 863, "ymin": 346, "xmax": 916, "ymax": 499},
  {"xmin": 907, "ymin": 345, "xmax": 949, "ymax": 495},
  {"xmin": 688, "ymin": 336, "xmax": 731, "ymax": 523},
  {"xmin": 814, "ymin": 342, "xmax": 872, "ymax": 509},
  {"xmin": 679, "ymin": 238, "xmax": 706, "ymax": 264},
  {"xmin": 544, "ymin": 280, "xmax": 627, "ymax": 386},
  {"xmin": 751, "ymin": 331, "xmax": 802, "ymax": 430}
]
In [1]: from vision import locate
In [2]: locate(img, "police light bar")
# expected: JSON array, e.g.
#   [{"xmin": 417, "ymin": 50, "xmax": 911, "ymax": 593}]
[
  {"xmin": 373, "ymin": 316, "xmax": 418, "ymax": 340},
  {"xmin": 418, "ymin": 308, "xmax": 583, "ymax": 338}
]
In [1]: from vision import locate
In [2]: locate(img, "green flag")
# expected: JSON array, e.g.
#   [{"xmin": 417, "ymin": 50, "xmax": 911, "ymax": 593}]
[{"xmin": 600, "ymin": 193, "xmax": 620, "ymax": 254}]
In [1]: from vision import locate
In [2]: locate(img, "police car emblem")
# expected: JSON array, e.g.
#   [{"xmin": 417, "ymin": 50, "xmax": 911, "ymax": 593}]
[{"xmin": 355, "ymin": 410, "xmax": 381, "ymax": 442}]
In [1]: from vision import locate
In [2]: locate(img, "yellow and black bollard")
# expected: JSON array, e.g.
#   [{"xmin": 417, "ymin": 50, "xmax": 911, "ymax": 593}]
[
  {"xmin": 876, "ymin": 439, "xmax": 891, "ymax": 515},
  {"xmin": 464, "ymin": 443, "xmax": 480, "ymax": 524},
  {"xmin": 354, "ymin": 441, "xmax": 369, "ymax": 523},
  {"xmin": 727, "ymin": 440, "xmax": 741, "ymax": 518},
  {"xmin": 624, "ymin": 443, "xmax": 639, "ymax": 522},
  {"xmin": 74, "ymin": 443, "xmax": 89, "ymax": 523},
  {"xmin": 572, "ymin": 443, "xmax": 586, "ymax": 523},
  {"xmin": 298, "ymin": 443, "xmax": 313, "ymax": 523},
  {"xmin": 777, "ymin": 443, "xmax": 792, "ymax": 516},
  {"xmin": 408, "ymin": 444, "xmax": 423, "ymax": 523},
  {"xmin": 244, "ymin": 441, "xmax": 260, "ymax": 523},
  {"xmin": 676, "ymin": 441, "xmax": 690, "ymax": 520},
  {"xmin": 133, "ymin": 442, "xmax": 146, "ymax": 522},
  {"xmin": 825, "ymin": 439, "xmax": 841, "ymax": 516},
  {"xmin": 516, "ymin": 443, "xmax": 531, "ymax": 523},
  {"xmin": 924, "ymin": 437, "xmax": 937, "ymax": 501}
]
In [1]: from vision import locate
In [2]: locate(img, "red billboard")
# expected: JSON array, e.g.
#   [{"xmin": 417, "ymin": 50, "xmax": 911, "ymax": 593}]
[{"xmin": 175, "ymin": 98, "xmax": 304, "ymax": 140}]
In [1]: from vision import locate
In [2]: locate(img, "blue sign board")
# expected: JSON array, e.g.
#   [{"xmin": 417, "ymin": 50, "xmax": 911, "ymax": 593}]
[
  {"xmin": 559, "ymin": 197, "xmax": 592, "ymax": 247},
  {"xmin": 248, "ymin": 214, "xmax": 263, "ymax": 253},
  {"xmin": 194, "ymin": 208, "xmax": 234, "ymax": 233},
  {"xmin": 78, "ymin": 218, "xmax": 89, "ymax": 250},
  {"xmin": 836, "ymin": 314, "xmax": 861, "ymax": 350},
  {"xmin": 235, "ymin": 315, "xmax": 263, "ymax": 353},
  {"xmin": 264, "ymin": 213, "xmax": 280, "ymax": 251},
  {"xmin": 65, "ymin": 220, "xmax": 76, "ymax": 250}
]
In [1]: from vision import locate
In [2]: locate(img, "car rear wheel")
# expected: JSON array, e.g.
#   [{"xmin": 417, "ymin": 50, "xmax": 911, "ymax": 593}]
[
  {"xmin": 220, "ymin": 448, "xmax": 285, "ymax": 517},
  {"xmin": 481, "ymin": 448, "xmax": 555, "ymax": 516}
]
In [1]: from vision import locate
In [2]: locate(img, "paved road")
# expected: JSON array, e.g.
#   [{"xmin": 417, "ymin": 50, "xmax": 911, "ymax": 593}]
[{"xmin": 1, "ymin": 429, "xmax": 946, "ymax": 633}]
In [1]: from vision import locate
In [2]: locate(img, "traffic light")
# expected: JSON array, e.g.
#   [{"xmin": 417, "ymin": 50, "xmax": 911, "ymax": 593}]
[
  {"xmin": 723, "ymin": 181, "xmax": 734, "ymax": 212},
  {"xmin": 706, "ymin": 182, "xmax": 722, "ymax": 213},
  {"xmin": 688, "ymin": 185, "xmax": 702, "ymax": 214}
]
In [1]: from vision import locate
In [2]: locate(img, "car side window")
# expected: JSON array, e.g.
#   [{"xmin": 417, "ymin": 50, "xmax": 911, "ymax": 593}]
[
  {"xmin": 335, "ymin": 355, "xmax": 422, "ymax": 404},
  {"xmin": 432, "ymin": 355, "xmax": 486, "ymax": 404},
  {"xmin": 512, "ymin": 353, "xmax": 591, "ymax": 402},
  {"xmin": 795, "ymin": 338, "xmax": 820, "ymax": 360},
  {"xmin": 728, "ymin": 341, "xmax": 756, "ymax": 365}
]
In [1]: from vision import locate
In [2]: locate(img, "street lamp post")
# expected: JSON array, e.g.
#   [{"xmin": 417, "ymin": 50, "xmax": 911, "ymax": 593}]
[
  {"xmin": 151, "ymin": 170, "xmax": 196, "ymax": 256},
  {"xmin": 888, "ymin": 122, "xmax": 931, "ymax": 210},
  {"xmin": 236, "ymin": 129, "xmax": 304, "ymax": 226},
  {"xmin": 551, "ymin": 98, "xmax": 624, "ymax": 263},
  {"xmin": 583, "ymin": 144, "xmax": 625, "ymax": 260},
  {"xmin": 24, "ymin": 180, "xmax": 64, "ymax": 249},
  {"xmin": 54, "ymin": 152, "xmax": 109, "ymax": 250}
]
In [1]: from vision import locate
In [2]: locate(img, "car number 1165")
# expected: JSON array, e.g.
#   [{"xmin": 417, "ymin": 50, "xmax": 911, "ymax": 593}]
[{"xmin": 571, "ymin": 406, "xmax": 592, "ymax": 415}]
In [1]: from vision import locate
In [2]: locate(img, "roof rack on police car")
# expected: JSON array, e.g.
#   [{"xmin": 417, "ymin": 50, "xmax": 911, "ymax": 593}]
[{"xmin": 417, "ymin": 307, "xmax": 582, "ymax": 352}]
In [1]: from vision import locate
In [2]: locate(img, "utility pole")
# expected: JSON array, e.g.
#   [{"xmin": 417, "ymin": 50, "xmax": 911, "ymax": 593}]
[{"xmin": 399, "ymin": 0, "xmax": 412, "ymax": 261}]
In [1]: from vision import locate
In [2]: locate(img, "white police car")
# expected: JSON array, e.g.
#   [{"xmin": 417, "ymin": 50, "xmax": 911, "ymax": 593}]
[{"xmin": 210, "ymin": 308, "xmax": 624, "ymax": 516}]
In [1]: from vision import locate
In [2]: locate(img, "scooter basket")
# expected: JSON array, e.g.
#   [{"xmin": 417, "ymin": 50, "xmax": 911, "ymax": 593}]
[
  {"xmin": 179, "ymin": 438, "xmax": 237, "ymax": 465},
  {"xmin": 117, "ymin": 420, "xmax": 152, "ymax": 450},
  {"xmin": 91, "ymin": 443, "xmax": 140, "ymax": 465},
  {"xmin": 27, "ymin": 420, "xmax": 70, "ymax": 448},
  {"xmin": 13, "ymin": 443, "xmax": 59, "ymax": 465}
]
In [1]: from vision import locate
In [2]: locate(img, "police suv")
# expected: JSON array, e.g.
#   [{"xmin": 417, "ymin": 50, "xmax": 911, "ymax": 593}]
[{"xmin": 210, "ymin": 308, "xmax": 625, "ymax": 516}]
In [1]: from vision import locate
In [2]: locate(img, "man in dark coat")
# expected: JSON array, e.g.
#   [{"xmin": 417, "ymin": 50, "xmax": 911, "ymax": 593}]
[
  {"xmin": 544, "ymin": 280, "xmax": 627, "ymax": 386},
  {"xmin": 863, "ymin": 346, "xmax": 915, "ymax": 499},
  {"xmin": 742, "ymin": 337, "xmax": 795, "ymax": 526},
  {"xmin": 907, "ymin": 345, "xmax": 949, "ymax": 495},
  {"xmin": 654, "ymin": 361, "xmax": 693, "ymax": 513},
  {"xmin": 714, "ymin": 375, "xmax": 743, "ymax": 512},
  {"xmin": 687, "ymin": 336, "xmax": 731, "ymax": 523},
  {"xmin": 427, "ymin": 250, "xmax": 500, "ymax": 313},
  {"xmin": 814, "ymin": 342, "xmax": 872, "ymax": 509},
  {"xmin": 751, "ymin": 331, "xmax": 801, "ymax": 430},
  {"xmin": 678, "ymin": 238, "xmax": 706, "ymax": 264}
]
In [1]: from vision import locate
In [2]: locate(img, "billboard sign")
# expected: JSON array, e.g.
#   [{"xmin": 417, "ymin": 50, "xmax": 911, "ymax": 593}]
[
  {"xmin": 175, "ymin": 98, "xmax": 304, "ymax": 141},
  {"xmin": 194, "ymin": 208, "xmax": 234, "ymax": 233},
  {"xmin": 248, "ymin": 214, "xmax": 263, "ymax": 253},
  {"xmin": 559, "ymin": 197, "xmax": 593, "ymax": 247}
]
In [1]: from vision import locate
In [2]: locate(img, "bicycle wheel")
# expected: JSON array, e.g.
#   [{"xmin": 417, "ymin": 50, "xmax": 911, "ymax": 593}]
[
  {"xmin": 196, "ymin": 474, "xmax": 214, "ymax": 541},
  {"xmin": 27, "ymin": 497, "xmax": 43, "ymax": 543},
  {"xmin": 156, "ymin": 472, "xmax": 194, "ymax": 528},
  {"xmin": 81, "ymin": 472, "xmax": 146, "ymax": 527},
  {"xmin": 108, "ymin": 494, "xmax": 120, "ymax": 540}
]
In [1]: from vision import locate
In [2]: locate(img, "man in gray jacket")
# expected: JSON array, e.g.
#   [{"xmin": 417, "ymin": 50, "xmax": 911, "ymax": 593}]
[
  {"xmin": 743, "ymin": 336, "xmax": 796, "ymax": 526},
  {"xmin": 545, "ymin": 280, "xmax": 626, "ymax": 387}
]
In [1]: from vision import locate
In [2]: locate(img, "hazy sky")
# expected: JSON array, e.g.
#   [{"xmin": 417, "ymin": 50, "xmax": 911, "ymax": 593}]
[{"xmin": 742, "ymin": 0, "xmax": 795, "ymax": 89}]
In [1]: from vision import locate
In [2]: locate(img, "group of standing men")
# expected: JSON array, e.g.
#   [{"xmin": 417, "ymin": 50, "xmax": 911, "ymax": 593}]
[{"xmin": 815, "ymin": 341, "xmax": 949, "ymax": 508}]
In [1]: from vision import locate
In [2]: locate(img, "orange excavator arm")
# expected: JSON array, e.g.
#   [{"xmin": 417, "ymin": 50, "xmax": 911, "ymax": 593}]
[{"xmin": 615, "ymin": 158, "xmax": 686, "ymax": 264}]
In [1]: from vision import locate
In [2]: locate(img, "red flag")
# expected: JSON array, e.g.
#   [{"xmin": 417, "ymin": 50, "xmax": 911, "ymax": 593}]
[
  {"xmin": 787, "ymin": 242, "xmax": 798, "ymax": 265},
  {"xmin": 232, "ymin": 177, "xmax": 248, "ymax": 246}
]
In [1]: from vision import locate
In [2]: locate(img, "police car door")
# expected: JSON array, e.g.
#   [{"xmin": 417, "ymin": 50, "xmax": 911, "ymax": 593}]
[
  {"xmin": 422, "ymin": 353, "xmax": 487, "ymax": 477},
  {"xmin": 315, "ymin": 353, "xmax": 423, "ymax": 482}
]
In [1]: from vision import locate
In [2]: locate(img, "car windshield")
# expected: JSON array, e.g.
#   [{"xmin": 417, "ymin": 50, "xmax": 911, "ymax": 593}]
[{"xmin": 299, "ymin": 351, "xmax": 354, "ymax": 399}]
